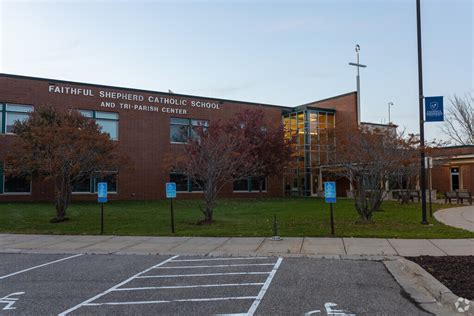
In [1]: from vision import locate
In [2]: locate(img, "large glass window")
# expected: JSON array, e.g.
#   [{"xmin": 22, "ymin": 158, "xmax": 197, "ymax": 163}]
[
  {"xmin": 1, "ymin": 103, "xmax": 34, "ymax": 134},
  {"xmin": 233, "ymin": 176, "xmax": 267, "ymax": 192},
  {"xmin": 170, "ymin": 118, "xmax": 208, "ymax": 143},
  {"xmin": 78, "ymin": 110, "xmax": 119, "ymax": 140},
  {"xmin": 283, "ymin": 109, "xmax": 335, "ymax": 197}
]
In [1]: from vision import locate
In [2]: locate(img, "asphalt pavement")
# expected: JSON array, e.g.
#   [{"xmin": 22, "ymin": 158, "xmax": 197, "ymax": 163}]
[{"xmin": 0, "ymin": 253, "xmax": 430, "ymax": 315}]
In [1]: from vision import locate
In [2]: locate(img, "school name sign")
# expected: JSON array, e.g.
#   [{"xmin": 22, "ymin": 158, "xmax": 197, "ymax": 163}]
[{"xmin": 48, "ymin": 84, "xmax": 222, "ymax": 115}]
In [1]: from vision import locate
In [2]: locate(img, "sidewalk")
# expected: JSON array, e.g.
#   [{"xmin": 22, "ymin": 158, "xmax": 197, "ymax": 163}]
[
  {"xmin": 434, "ymin": 205, "xmax": 474, "ymax": 232},
  {"xmin": 0, "ymin": 234, "xmax": 472, "ymax": 257}
]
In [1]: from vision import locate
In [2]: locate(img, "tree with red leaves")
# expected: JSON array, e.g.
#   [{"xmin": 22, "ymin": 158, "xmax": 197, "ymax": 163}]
[
  {"xmin": 175, "ymin": 109, "xmax": 294, "ymax": 224},
  {"xmin": 328, "ymin": 123, "xmax": 421, "ymax": 221},
  {"xmin": 6, "ymin": 107, "xmax": 127, "ymax": 223}
]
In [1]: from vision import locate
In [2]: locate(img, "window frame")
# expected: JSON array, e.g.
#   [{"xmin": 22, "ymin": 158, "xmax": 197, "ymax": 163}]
[
  {"xmin": 170, "ymin": 117, "xmax": 209, "ymax": 144},
  {"xmin": 72, "ymin": 172, "xmax": 118, "ymax": 195},
  {"xmin": 1, "ymin": 103, "xmax": 34, "ymax": 135},
  {"xmin": 233, "ymin": 176, "xmax": 267, "ymax": 193},
  {"xmin": 0, "ymin": 163, "xmax": 32, "ymax": 195},
  {"xmin": 169, "ymin": 172, "xmax": 204, "ymax": 193},
  {"xmin": 77, "ymin": 109, "xmax": 119, "ymax": 140}
]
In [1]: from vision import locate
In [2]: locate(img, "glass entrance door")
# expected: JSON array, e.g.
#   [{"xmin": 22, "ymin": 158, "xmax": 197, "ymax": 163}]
[{"xmin": 451, "ymin": 167, "xmax": 460, "ymax": 191}]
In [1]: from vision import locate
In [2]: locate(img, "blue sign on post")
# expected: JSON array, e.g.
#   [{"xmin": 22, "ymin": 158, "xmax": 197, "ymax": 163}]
[
  {"xmin": 425, "ymin": 96, "xmax": 444, "ymax": 122},
  {"xmin": 166, "ymin": 182, "xmax": 177, "ymax": 199},
  {"xmin": 324, "ymin": 182, "xmax": 336, "ymax": 203},
  {"xmin": 97, "ymin": 182, "xmax": 108, "ymax": 203}
]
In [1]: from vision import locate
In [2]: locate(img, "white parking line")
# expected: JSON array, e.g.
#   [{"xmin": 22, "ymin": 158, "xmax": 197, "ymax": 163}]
[
  {"xmin": 0, "ymin": 254, "xmax": 83, "ymax": 280},
  {"xmin": 114, "ymin": 283, "xmax": 265, "ymax": 291},
  {"xmin": 246, "ymin": 257, "xmax": 283, "ymax": 316},
  {"xmin": 137, "ymin": 271, "xmax": 271, "ymax": 278},
  {"xmin": 83, "ymin": 296, "xmax": 258, "ymax": 306},
  {"xmin": 58, "ymin": 255, "xmax": 179, "ymax": 316},
  {"xmin": 171, "ymin": 257, "xmax": 269, "ymax": 262},
  {"xmin": 154, "ymin": 263, "xmax": 275, "ymax": 269},
  {"xmin": 60, "ymin": 255, "xmax": 282, "ymax": 315}
]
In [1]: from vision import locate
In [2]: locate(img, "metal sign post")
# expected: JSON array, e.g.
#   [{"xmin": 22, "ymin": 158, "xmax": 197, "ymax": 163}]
[
  {"xmin": 425, "ymin": 157, "xmax": 433, "ymax": 217},
  {"xmin": 97, "ymin": 182, "xmax": 108, "ymax": 235},
  {"xmin": 166, "ymin": 182, "xmax": 177, "ymax": 234},
  {"xmin": 324, "ymin": 182, "xmax": 336, "ymax": 236}
]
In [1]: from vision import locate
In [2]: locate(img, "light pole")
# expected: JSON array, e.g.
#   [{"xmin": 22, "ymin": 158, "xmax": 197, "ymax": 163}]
[
  {"xmin": 349, "ymin": 45, "xmax": 367, "ymax": 125},
  {"xmin": 388, "ymin": 102, "xmax": 394, "ymax": 123},
  {"xmin": 416, "ymin": 0, "xmax": 428, "ymax": 225}
]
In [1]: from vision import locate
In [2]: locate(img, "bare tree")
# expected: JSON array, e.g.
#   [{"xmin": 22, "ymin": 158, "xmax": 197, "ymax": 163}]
[
  {"xmin": 327, "ymin": 124, "xmax": 420, "ymax": 221},
  {"xmin": 174, "ymin": 109, "xmax": 294, "ymax": 224},
  {"xmin": 441, "ymin": 94, "xmax": 474, "ymax": 145}
]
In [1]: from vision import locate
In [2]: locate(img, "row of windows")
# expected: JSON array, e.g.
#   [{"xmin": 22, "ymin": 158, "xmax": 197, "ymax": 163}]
[
  {"xmin": 0, "ymin": 103, "xmax": 119, "ymax": 142},
  {"xmin": 0, "ymin": 163, "xmax": 119, "ymax": 195},
  {"xmin": 0, "ymin": 168, "xmax": 266, "ymax": 195},
  {"xmin": 170, "ymin": 173, "xmax": 267, "ymax": 192},
  {"xmin": 1, "ymin": 104, "xmax": 208, "ymax": 145}
]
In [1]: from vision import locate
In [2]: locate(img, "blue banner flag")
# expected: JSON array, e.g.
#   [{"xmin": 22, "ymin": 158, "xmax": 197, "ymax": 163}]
[{"xmin": 425, "ymin": 96, "xmax": 444, "ymax": 122}]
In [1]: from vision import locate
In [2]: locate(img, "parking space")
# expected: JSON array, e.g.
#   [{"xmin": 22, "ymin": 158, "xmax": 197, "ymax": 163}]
[
  {"xmin": 61, "ymin": 256, "xmax": 282, "ymax": 315},
  {"xmin": 0, "ymin": 253, "xmax": 430, "ymax": 315}
]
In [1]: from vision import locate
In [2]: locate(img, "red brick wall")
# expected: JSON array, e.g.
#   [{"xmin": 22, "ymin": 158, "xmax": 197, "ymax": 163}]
[
  {"xmin": 0, "ymin": 75, "xmax": 290, "ymax": 202},
  {"xmin": 430, "ymin": 146, "xmax": 474, "ymax": 193},
  {"xmin": 0, "ymin": 75, "xmax": 359, "ymax": 201},
  {"xmin": 307, "ymin": 92, "xmax": 358, "ymax": 128}
]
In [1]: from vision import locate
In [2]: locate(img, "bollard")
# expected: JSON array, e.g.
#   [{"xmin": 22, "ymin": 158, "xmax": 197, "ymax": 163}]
[{"xmin": 271, "ymin": 214, "xmax": 281, "ymax": 241}]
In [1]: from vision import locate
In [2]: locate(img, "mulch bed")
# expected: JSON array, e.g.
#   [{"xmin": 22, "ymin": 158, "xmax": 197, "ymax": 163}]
[{"xmin": 407, "ymin": 256, "xmax": 474, "ymax": 300}]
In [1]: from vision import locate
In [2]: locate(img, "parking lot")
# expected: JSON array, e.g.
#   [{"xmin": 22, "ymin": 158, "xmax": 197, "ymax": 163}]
[{"xmin": 0, "ymin": 253, "xmax": 429, "ymax": 315}]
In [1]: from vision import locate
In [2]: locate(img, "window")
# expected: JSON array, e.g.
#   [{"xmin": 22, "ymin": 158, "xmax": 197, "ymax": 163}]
[
  {"xmin": 0, "ymin": 103, "xmax": 34, "ymax": 134},
  {"xmin": 72, "ymin": 172, "xmax": 117, "ymax": 194},
  {"xmin": 78, "ymin": 110, "xmax": 119, "ymax": 140},
  {"xmin": 0, "ymin": 163, "xmax": 31, "ymax": 194},
  {"xmin": 169, "ymin": 172, "xmax": 203, "ymax": 192},
  {"xmin": 72, "ymin": 177, "xmax": 92, "ymax": 193},
  {"xmin": 233, "ymin": 176, "xmax": 267, "ymax": 192},
  {"xmin": 93, "ymin": 173, "xmax": 117, "ymax": 193},
  {"xmin": 170, "ymin": 118, "xmax": 208, "ymax": 143}
]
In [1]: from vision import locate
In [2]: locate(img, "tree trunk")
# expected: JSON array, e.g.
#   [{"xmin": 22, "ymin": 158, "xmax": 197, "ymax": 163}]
[
  {"xmin": 53, "ymin": 174, "xmax": 71, "ymax": 223},
  {"xmin": 200, "ymin": 183, "xmax": 215, "ymax": 224}
]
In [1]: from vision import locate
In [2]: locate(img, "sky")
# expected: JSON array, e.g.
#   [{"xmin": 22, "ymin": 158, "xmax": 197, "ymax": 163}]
[{"xmin": 0, "ymin": 0, "xmax": 472, "ymax": 141}]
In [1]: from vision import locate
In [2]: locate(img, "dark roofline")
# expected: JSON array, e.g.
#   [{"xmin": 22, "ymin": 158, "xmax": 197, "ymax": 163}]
[
  {"xmin": 434, "ymin": 145, "xmax": 474, "ymax": 149},
  {"xmin": 283, "ymin": 106, "xmax": 336, "ymax": 114},
  {"xmin": 361, "ymin": 121, "xmax": 398, "ymax": 128},
  {"xmin": 0, "ymin": 73, "xmax": 292, "ymax": 110},
  {"xmin": 297, "ymin": 91, "xmax": 357, "ymax": 107}
]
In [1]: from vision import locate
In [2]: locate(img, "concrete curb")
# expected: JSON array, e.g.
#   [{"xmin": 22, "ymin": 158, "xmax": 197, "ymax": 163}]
[{"xmin": 384, "ymin": 258, "xmax": 473, "ymax": 315}]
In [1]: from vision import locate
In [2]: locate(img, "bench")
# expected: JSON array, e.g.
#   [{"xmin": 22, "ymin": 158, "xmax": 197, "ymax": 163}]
[
  {"xmin": 444, "ymin": 191, "xmax": 473, "ymax": 205},
  {"xmin": 409, "ymin": 190, "xmax": 421, "ymax": 202},
  {"xmin": 444, "ymin": 191, "xmax": 457, "ymax": 204},
  {"xmin": 457, "ymin": 191, "xmax": 473, "ymax": 205},
  {"xmin": 395, "ymin": 190, "xmax": 420, "ymax": 203}
]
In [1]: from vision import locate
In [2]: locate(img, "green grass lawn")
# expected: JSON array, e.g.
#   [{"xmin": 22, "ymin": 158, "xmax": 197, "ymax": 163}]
[{"xmin": 0, "ymin": 198, "xmax": 472, "ymax": 238}]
